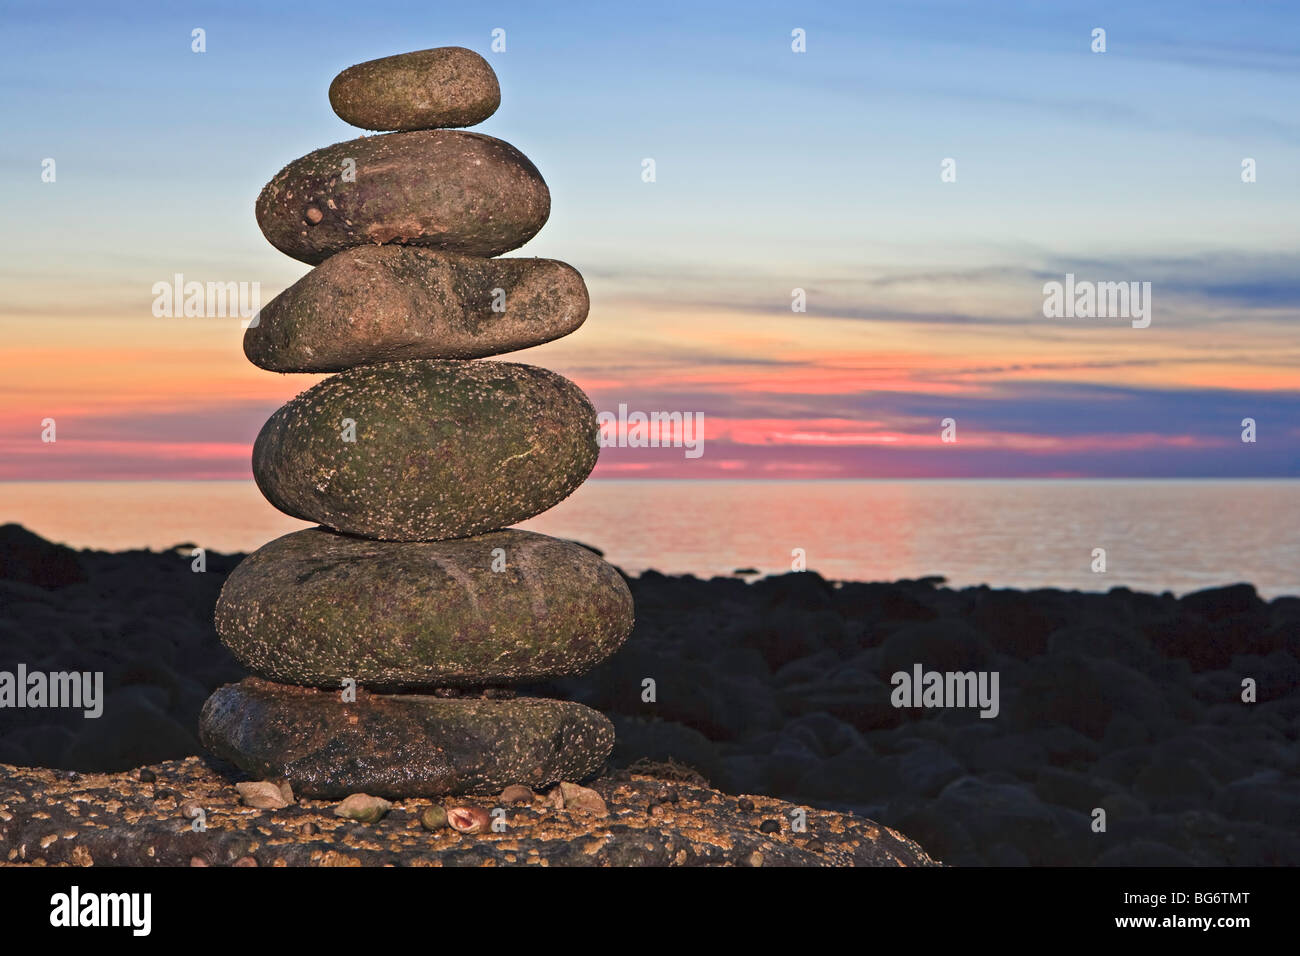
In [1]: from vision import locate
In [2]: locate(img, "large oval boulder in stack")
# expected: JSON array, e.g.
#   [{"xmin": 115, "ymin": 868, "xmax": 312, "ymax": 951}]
[
  {"xmin": 251, "ymin": 358, "xmax": 599, "ymax": 540},
  {"xmin": 200, "ymin": 47, "xmax": 631, "ymax": 798}
]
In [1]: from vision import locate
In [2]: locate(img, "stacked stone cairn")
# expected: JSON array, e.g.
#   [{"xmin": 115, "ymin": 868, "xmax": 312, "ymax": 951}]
[{"xmin": 199, "ymin": 48, "xmax": 634, "ymax": 799}]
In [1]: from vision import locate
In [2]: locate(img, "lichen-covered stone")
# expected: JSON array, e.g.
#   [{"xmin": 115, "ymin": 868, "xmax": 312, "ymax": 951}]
[
  {"xmin": 215, "ymin": 528, "xmax": 633, "ymax": 689},
  {"xmin": 198, "ymin": 678, "xmax": 616, "ymax": 798},
  {"xmin": 328, "ymin": 47, "xmax": 500, "ymax": 131},
  {"xmin": 252, "ymin": 359, "xmax": 598, "ymax": 541},
  {"xmin": 255, "ymin": 130, "xmax": 549, "ymax": 265},
  {"xmin": 245, "ymin": 247, "xmax": 588, "ymax": 371}
]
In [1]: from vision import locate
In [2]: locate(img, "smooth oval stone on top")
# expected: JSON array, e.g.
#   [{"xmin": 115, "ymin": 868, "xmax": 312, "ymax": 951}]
[
  {"xmin": 216, "ymin": 528, "xmax": 633, "ymax": 689},
  {"xmin": 199, "ymin": 678, "xmax": 614, "ymax": 798},
  {"xmin": 255, "ymin": 130, "xmax": 549, "ymax": 265},
  {"xmin": 252, "ymin": 359, "xmax": 598, "ymax": 541},
  {"xmin": 329, "ymin": 47, "xmax": 500, "ymax": 131},
  {"xmin": 245, "ymin": 247, "xmax": 589, "ymax": 371}
]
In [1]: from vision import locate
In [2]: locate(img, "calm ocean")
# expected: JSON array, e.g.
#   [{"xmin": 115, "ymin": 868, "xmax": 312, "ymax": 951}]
[{"xmin": 2, "ymin": 480, "xmax": 1297, "ymax": 598}]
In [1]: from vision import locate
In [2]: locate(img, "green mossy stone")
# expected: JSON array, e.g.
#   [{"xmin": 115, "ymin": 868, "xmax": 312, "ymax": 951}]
[
  {"xmin": 215, "ymin": 527, "xmax": 633, "ymax": 689},
  {"xmin": 255, "ymin": 130, "xmax": 549, "ymax": 265},
  {"xmin": 198, "ymin": 678, "xmax": 615, "ymax": 799},
  {"xmin": 245, "ymin": 247, "xmax": 588, "ymax": 371},
  {"xmin": 328, "ymin": 47, "xmax": 500, "ymax": 131},
  {"xmin": 251, "ymin": 359, "xmax": 598, "ymax": 541}
]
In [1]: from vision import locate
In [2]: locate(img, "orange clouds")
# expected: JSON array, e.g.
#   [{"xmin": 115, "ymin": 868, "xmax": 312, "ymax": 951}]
[{"xmin": 1, "ymin": 290, "xmax": 1293, "ymax": 481}]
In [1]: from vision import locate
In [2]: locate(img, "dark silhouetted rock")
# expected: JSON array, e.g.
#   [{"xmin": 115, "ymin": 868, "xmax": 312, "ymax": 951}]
[
  {"xmin": 0, "ymin": 524, "xmax": 86, "ymax": 589},
  {"xmin": 1181, "ymin": 583, "xmax": 1263, "ymax": 622},
  {"xmin": 878, "ymin": 619, "xmax": 994, "ymax": 678}
]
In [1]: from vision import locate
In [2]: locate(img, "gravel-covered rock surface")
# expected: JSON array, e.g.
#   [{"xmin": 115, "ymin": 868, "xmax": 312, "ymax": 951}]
[{"xmin": 0, "ymin": 758, "xmax": 935, "ymax": 867}]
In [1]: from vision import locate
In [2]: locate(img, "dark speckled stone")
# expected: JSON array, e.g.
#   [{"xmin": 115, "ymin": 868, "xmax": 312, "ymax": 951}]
[
  {"xmin": 255, "ymin": 130, "xmax": 549, "ymax": 265},
  {"xmin": 199, "ymin": 678, "xmax": 615, "ymax": 799},
  {"xmin": 252, "ymin": 359, "xmax": 598, "ymax": 541},
  {"xmin": 215, "ymin": 527, "xmax": 633, "ymax": 689}
]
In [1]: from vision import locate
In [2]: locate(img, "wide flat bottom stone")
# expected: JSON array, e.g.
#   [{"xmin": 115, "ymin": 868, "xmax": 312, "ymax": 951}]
[
  {"xmin": 198, "ymin": 678, "xmax": 613, "ymax": 798},
  {"xmin": 0, "ymin": 757, "xmax": 940, "ymax": 867}
]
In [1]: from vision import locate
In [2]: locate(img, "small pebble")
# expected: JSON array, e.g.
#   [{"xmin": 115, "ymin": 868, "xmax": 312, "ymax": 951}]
[
  {"xmin": 420, "ymin": 805, "xmax": 449, "ymax": 831},
  {"xmin": 138, "ymin": 769, "xmax": 156, "ymax": 783},
  {"xmin": 806, "ymin": 839, "xmax": 825, "ymax": 853},
  {"xmin": 233, "ymin": 856, "xmax": 258, "ymax": 867},
  {"xmin": 237, "ymin": 780, "xmax": 291, "ymax": 810},
  {"xmin": 500, "ymin": 785, "xmax": 534, "ymax": 805},
  {"xmin": 737, "ymin": 798, "xmax": 755, "ymax": 813},
  {"xmin": 555, "ymin": 782, "xmax": 607, "ymax": 816},
  {"xmin": 746, "ymin": 851, "xmax": 765, "ymax": 867},
  {"xmin": 153, "ymin": 788, "xmax": 176, "ymax": 801},
  {"xmin": 304, "ymin": 206, "xmax": 323, "ymax": 224},
  {"xmin": 759, "ymin": 819, "xmax": 780, "ymax": 834},
  {"xmin": 301, "ymin": 822, "xmax": 319, "ymax": 836},
  {"xmin": 334, "ymin": 793, "xmax": 393, "ymax": 823}
]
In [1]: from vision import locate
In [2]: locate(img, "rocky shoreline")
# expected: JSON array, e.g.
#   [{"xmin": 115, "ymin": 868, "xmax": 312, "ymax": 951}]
[{"xmin": 2, "ymin": 523, "xmax": 1297, "ymax": 865}]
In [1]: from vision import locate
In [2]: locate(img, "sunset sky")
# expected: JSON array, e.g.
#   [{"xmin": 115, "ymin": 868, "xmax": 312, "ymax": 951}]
[{"xmin": 2, "ymin": 0, "xmax": 1297, "ymax": 480}]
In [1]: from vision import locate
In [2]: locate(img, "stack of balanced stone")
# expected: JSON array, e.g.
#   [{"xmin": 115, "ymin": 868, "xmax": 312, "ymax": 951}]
[{"xmin": 199, "ymin": 47, "xmax": 634, "ymax": 799}]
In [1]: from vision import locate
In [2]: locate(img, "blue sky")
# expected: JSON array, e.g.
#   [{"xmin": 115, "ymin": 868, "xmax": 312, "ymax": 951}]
[{"xmin": 1, "ymin": 0, "xmax": 1296, "ymax": 479}]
